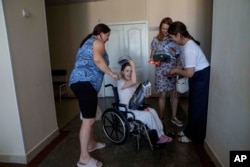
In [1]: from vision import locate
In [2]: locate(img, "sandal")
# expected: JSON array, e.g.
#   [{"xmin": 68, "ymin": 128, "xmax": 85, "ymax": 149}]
[
  {"xmin": 177, "ymin": 131, "xmax": 185, "ymax": 137},
  {"xmin": 77, "ymin": 158, "xmax": 103, "ymax": 167},
  {"xmin": 88, "ymin": 142, "xmax": 106, "ymax": 152},
  {"xmin": 178, "ymin": 136, "xmax": 192, "ymax": 143}
]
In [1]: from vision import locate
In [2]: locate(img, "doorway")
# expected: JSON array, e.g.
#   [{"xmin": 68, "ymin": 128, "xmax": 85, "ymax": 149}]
[{"xmin": 98, "ymin": 21, "xmax": 149, "ymax": 97}]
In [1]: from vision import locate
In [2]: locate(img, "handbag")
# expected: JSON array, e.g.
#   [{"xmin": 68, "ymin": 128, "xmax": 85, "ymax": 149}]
[{"xmin": 176, "ymin": 75, "xmax": 189, "ymax": 93}]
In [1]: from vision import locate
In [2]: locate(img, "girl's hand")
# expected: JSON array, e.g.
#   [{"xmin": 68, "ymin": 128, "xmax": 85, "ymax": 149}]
[{"xmin": 129, "ymin": 59, "xmax": 135, "ymax": 67}]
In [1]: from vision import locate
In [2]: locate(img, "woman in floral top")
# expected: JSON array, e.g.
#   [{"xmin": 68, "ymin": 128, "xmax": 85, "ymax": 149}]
[{"xmin": 149, "ymin": 17, "xmax": 183, "ymax": 127}]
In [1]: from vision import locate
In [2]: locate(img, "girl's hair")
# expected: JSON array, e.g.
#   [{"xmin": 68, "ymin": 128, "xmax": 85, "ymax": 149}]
[
  {"xmin": 168, "ymin": 21, "xmax": 200, "ymax": 45},
  {"xmin": 120, "ymin": 62, "xmax": 131, "ymax": 78},
  {"xmin": 80, "ymin": 23, "xmax": 111, "ymax": 47},
  {"xmin": 121, "ymin": 62, "xmax": 130, "ymax": 72},
  {"xmin": 157, "ymin": 17, "xmax": 173, "ymax": 41}
]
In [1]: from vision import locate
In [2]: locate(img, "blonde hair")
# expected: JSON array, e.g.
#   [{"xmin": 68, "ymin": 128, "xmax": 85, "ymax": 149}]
[{"xmin": 157, "ymin": 17, "xmax": 173, "ymax": 41}]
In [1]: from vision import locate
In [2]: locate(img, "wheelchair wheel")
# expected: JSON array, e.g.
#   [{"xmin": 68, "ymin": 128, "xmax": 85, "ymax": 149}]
[{"xmin": 102, "ymin": 108, "xmax": 129, "ymax": 145}]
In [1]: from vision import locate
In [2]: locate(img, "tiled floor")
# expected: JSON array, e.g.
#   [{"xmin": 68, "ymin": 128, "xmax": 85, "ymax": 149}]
[{"xmin": 0, "ymin": 97, "xmax": 215, "ymax": 167}]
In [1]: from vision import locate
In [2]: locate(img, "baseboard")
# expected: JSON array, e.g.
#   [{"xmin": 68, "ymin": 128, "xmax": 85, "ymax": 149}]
[
  {"xmin": 0, "ymin": 153, "xmax": 27, "ymax": 164},
  {"xmin": 26, "ymin": 128, "xmax": 59, "ymax": 163},
  {"xmin": 204, "ymin": 140, "xmax": 223, "ymax": 167},
  {"xmin": 0, "ymin": 128, "xmax": 59, "ymax": 164}
]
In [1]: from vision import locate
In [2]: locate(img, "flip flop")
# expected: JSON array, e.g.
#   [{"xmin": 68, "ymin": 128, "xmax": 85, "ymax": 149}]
[
  {"xmin": 178, "ymin": 136, "xmax": 192, "ymax": 143},
  {"xmin": 88, "ymin": 142, "xmax": 106, "ymax": 152},
  {"xmin": 77, "ymin": 158, "xmax": 103, "ymax": 167}
]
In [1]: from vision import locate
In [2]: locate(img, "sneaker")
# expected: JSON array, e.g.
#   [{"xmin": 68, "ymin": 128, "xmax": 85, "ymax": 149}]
[{"xmin": 171, "ymin": 117, "xmax": 183, "ymax": 127}]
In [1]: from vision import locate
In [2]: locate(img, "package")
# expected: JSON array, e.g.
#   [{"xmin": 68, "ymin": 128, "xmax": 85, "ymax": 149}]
[
  {"xmin": 128, "ymin": 80, "xmax": 151, "ymax": 110},
  {"xmin": 142, "ymin": 80, "xmax": 151, "ymax": 97}
]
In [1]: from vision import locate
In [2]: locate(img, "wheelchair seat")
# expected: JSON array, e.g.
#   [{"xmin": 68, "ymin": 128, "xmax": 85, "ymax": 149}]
[{"xmin": 101, "ymin": 84, "xmax": 156, "ymax": 151}]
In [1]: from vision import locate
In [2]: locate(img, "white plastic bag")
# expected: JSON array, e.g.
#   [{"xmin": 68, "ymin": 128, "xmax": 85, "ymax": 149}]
[{"xmin": 176, "ymin": 76, "xmax": 189, "ymax": 93}]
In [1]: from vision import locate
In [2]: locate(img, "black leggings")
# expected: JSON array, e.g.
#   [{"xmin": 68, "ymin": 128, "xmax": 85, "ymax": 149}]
[{"xmin": 70, "ymin": 81, "xmax": 98, "ymax": 119}]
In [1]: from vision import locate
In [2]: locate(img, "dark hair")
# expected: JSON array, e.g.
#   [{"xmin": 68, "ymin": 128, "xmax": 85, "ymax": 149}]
[
  {"xmin": 80, "ymin": 23, "xmax": 111, "ymax": 47},
  {"xmin": 121, "ymin": 62, "xmax": 131, "ymax": 72},
  {"xmin": 157, "ymin": 17, "xmax": 173, "ymax": 41},
  {"xmin": 168, "ymin": 21, "xmax": 200, "ymax": 45}
]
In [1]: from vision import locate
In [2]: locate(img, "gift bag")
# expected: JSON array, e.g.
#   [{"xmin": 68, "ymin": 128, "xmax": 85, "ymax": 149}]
[
  {"xmin": 128, "ymin": 80, "xmax": 151, "ymax": 110},
  {"xmin": 176, "ymin": 76, "xmax": 189, "ymax": 93}
]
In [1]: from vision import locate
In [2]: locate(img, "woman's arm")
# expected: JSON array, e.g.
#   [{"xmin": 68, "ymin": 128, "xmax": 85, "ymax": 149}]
[
  {"xmin": 93, "ymin": 39, "xmax": 119, "ymax": 79},
  {"xmin": 149, "ymin": 50, "xmax": 155, "ymax": 59},
  {"xmin": 169, "ymin": 67, "xmax": 195, "ymax": 78},
  {"xmin": 148, "ymin": 50, "xmax": 155, "ymax": 64}
]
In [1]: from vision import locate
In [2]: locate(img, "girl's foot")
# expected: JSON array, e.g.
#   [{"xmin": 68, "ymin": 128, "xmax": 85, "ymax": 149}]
[{"xmin": 157, "ymin": 135, "xmax": 173, "ymax": 144}]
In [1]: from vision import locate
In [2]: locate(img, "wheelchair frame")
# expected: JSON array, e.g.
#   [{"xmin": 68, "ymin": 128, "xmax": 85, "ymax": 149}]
[{"xmin": 101, "ymin": 84, "xmax": 155, "ymax": 151}]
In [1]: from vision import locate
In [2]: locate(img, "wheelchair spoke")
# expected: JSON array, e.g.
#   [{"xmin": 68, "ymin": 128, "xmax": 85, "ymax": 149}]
[{"xmin": 102, "ymin": 110, "xmax": 128, "ymax": 144}]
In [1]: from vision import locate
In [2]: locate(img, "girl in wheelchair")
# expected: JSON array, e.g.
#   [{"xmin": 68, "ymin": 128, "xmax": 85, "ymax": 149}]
[{"xmin": 117, "ymin": 59, "xmax": 173, "ymax": 144}]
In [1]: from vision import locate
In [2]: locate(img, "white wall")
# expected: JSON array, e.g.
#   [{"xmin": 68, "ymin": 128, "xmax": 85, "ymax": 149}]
[
  {"xmin": 4, "ymin": 0, "xmax": 246, "ymax": 166},
  {"xmin": 46, "ymin": 0, "xmax": 250, "ymax": 166},
  {"xmin": 46, "ymin": 0, "xmax": 213, "ymax": 95},
  {"xmin": 0, "ymin": 0, "xmax": 59, "ymax": 164},
  {"xmin": 0, "ymin": 1, "xmax": 26, "ymax": 162},
  {"xmin": 206, "ymin": 0, "xmax": 250, "ymax": 166}
]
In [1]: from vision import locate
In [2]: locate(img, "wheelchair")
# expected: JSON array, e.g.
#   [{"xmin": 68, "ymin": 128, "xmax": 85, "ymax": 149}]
[{"xmin": 101, "ymin": 84, "xmax": 156, "ymax": 151}]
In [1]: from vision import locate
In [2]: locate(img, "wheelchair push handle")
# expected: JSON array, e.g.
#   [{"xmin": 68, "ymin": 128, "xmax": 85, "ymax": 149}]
[{"xmin": 105, "ymin": 84, "xmax": 114, "ymax": 88}]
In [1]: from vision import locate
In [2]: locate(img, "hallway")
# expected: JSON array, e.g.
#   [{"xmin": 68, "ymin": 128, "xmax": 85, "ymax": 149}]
[{"xmin": 0, "ymin": 97, "xmax": 215, "ymax": 167}]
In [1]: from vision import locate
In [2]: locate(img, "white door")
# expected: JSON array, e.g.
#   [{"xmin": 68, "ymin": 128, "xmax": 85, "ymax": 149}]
[{"xmin": 98, "ymin": 22, "xmax": 148, "ymax": 97}]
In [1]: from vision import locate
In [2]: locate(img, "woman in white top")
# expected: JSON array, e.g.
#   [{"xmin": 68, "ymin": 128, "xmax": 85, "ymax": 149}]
[
  {"xmin": 117, "ymin": 59, "xmax": 173, "ymax": 144},
  {"xmin": 168, "ymin": 21, "xmax": 210, "ymax": 144}
]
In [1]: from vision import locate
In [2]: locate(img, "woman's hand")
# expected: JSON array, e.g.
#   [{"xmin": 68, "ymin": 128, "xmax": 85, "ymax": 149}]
[
  {"xmin": 148, "ymin": 57, "xmax": 154, "ymax": 64},
  {"xmin": 168, "ymin": 47, "xmax": 177, "ymax": 56},
  {"xmin": 168, "ymin": 68, "xmax": 177, "ymax": 75},
  {"xmin": 167, "ymin": 68, "xmax": 177, "ymax": 78},
  {"xmin": 110, "ymin": 72, "xmax": 120, "ymax": 80}
]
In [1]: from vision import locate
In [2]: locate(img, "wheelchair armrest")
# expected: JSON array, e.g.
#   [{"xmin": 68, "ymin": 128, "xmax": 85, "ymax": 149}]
[
  {"xmin": 114, "ymin": 103, "xmax": 136, "ymax": 120},
  {"xmin": 116, "ymin": 103, "xmax": 127, "ymax": 109}
]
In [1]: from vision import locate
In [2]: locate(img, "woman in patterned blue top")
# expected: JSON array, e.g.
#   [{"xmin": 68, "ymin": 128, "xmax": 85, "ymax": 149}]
[
  {"xmin": 69, "ymin": 23, "xmax": 119, "ymax": 167},
  {"xmin": 149, "ymin": 17, "xmax": 183, "ymax": 127}
]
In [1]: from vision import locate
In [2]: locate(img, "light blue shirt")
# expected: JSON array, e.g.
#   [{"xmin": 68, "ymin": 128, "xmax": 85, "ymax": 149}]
[
  {"xmin": 162, "ymin": 41, "xmax": 180, "ymax": 59},
  {"xmin": 69, "ymin": 37, "xmax": 109, "ymax": 92}
]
